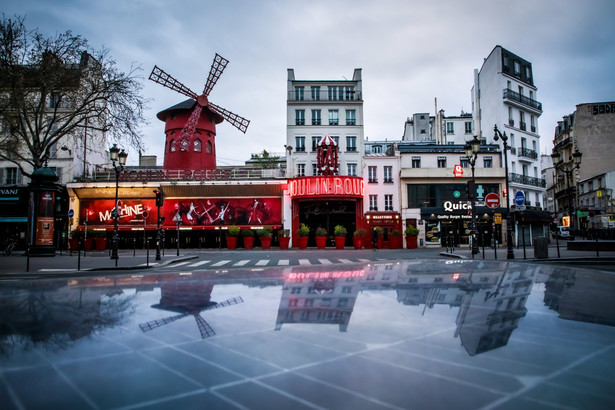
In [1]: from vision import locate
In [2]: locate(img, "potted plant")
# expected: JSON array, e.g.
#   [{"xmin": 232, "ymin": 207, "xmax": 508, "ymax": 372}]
[
  {"xmin": 334, "ymin": 225, "xmax": 347, "ymax": 249},
  {"xmin": 353, "ymin": 228, "xmax": 366, "ymax": 249},
  {"xmin": 390, "ymin": 229, "xmax": 403, "ymax": 249},
  {"xmin": 92, "ymin": 229, "xmax": 108, "ymax": 251},
  {"xmin": 278, "ymin": 229, "xmax": 290, "ymax": 250},
  {"xmin": 405, "ymin": 225, "xmax": 419, "ymax": 249},
  {"xmin": 69, "ymin": 229, "xmax": 83, "ymax": 251},
  {"xmin": 295, "ymin": 223, "xmax": 309, "ymax": 249},
  {"xmin": 226, "ymin": 225, "xmax": 240, "ymax": 250},
  {"xmin": 315, "ymin": 227, "xmax": 327, "ymax": 249},
  {"xmin": 257, "ymin": 226, "xmax": 273, "ymax": 250},
  {"xmin": 84, "ymin": 229, "xmax": 95, "ymax": 251},
  {"xmin": 241, "ymin": 228, "xmax": 255, "ymax": 250}
]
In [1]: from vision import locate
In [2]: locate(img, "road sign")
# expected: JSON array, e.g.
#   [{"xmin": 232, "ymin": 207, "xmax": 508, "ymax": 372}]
[
  {"xmin": 485, "ymin": 193, "xmax": 500, "ymax": 209},
  {"xmin": 68, "ymin": 209, "xmax": 74, "ymax": 218},
  {"xmin": 453, "ymin": 191, "xmax": 460, "ymax": 198},
  {"xmin": 494, "ymin": 213, "xmax": 502, "ymax": 224},
  {"xmin": 514, "ymin": 191, "xmax": 525, "ymax": 206}
]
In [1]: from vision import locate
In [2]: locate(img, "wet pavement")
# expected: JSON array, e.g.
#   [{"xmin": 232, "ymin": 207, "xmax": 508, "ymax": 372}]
[{"xmin": 1, "ymin": 258, "xmax": 615, "ymax": 409}]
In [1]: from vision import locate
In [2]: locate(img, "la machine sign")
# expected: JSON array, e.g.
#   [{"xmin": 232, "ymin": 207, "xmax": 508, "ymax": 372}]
[{"xmin": 288, "ymin": 176, "xmax": 364, "ymax": 199}]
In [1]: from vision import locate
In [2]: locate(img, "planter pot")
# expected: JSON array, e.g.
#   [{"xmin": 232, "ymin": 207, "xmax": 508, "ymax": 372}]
[
  {"xmin": 95, "ymin": 237, "xmax": 108, "ymax": 251},
  {"xmin": 295, "ymin": 236, "xmax": 308, "ymax": 250},
  {"xmin": 68, "ymin": 238, "xmax": 80, "ymax": 251},
  {"xmin": 84, "ymin": 238, "xmax": 94, "ymax": 251},
  {"xmin": 405, "ymin": 236, "xmax": 418, "ymax": 249},
  {"xmin": 315, "ymin": 236, "xmax": 327, "ymax": 249},
  {"xmin": 279, "ymin": 236, "xmax": 290, "ymax": 250},
  {"xmin": 334, "ymin": 236, "xmax": 346, "ymax": 250},
  {"xmin": 259, "ymin": 236, "xmax": 272, "ymax": 250},
  {"xmin": 243, "ymin": 236, "xmax": 255, "ymax": 250},
  {"xmin": 353, "ymin": 237, "xmax": 363, "ymax": 250},
  {"xmin": 226, "ymin": 236, "xmax": 238, "ymax": 250},
  {"xmin": 390, "ymin": 236, "xmax": 402, "ymax": 249}
]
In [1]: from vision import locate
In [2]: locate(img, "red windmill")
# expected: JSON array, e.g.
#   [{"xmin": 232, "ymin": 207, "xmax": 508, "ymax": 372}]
[{"xmin": 149, "ymin": 54, "xmax": 250, "ymax": 170}]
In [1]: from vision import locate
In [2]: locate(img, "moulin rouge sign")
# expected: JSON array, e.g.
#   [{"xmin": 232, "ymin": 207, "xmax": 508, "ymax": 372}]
[{"xmin": 288, "ymin": 176, "xmax": 364, "ymax": 199}]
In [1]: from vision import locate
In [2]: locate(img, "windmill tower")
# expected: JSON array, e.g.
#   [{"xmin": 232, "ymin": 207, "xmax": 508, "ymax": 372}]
[{"xmin": 150, "ymin": 54, "xmax": 250, "ymax": 170}]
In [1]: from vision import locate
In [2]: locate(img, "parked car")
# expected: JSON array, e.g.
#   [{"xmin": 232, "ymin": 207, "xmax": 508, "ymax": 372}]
[{"xmin": 555, "ymin": 226, "xmax": 571, "ymax": 239}]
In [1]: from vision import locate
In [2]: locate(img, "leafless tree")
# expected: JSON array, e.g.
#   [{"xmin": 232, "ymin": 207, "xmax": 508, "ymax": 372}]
[{"xmin": 0, "ymin": 15, "xmax": 148, "ymax": 178}]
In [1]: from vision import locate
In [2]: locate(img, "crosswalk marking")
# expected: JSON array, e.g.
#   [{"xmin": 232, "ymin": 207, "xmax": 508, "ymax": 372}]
[
  {"xmin": 39, "ymin": 268, "xmax": 77, "ymax": 272},
  {"xmin": 211, "ymin": 260, "xmax": 231, "ymax": 267},
  {"xmin": 233, "ymin": 260, "xmax": 250, "ymax": 266},
  {"xmin": 171, "ymin": 261, "xmax": 191, "ymax": 267},
  {"xmin": 278, "ymin": 259, "xmax": 289, "ymax": 266},
  {"xmin": 189, "ymin": 260, "xmax": 210, "ymax": 267},
  {"xmin": 298, "ymin": 259, "xmax": 311, "ymax": 265},
  {"xmin": 318, "ymin": 259, "xmax": 332, "ymax": 265},
  {"xmin": 358, "ymin": 259, "xmax": 370, "ymax": 262},
  {"xmin": 255, "ymin": 260, "xmax": 269, "ymax": 266},
  {"xmin": 338, "ymin": 259, "xmax": 353, "ymax": 264}
]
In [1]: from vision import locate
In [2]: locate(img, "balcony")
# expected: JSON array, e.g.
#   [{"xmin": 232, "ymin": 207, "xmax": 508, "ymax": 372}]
[
  {"xmin": 509, "ymin": 173, "xmax": 546, "ymax": 188},
  {"xmin": 502, "ymin": 89, "xmax": 542, "ymax": 113},
  {"xmin": 288, "ymin": 90, "xmax": 362, "ymax": 102},
  {"xmin": 518, "ymin": 147, "xmax": 538, "ymax": 160}
]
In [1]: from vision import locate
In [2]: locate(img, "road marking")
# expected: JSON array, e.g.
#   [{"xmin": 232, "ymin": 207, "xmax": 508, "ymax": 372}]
[
  {"xmin": 233, "ymin": 260, "xmax": 250, "ymax": 266},
  {"xmin": 211, "ymin": 260, "xmax": 231, "ymax": 267},
  {"xmin": 358, "ymin": 259, "xmax": 370, "ymax": 262},
  {"xmin": 278, "ymin": 259, "xmax": 289, "ymax": 266},
  {"xmin": 171, "ymin": 261, "xmax": 191, "ymax": 267},
  {"xmin": 138, "ymin": 263, "xmax": 159, "ymax": 266},
  {"xmin": 318, "ymin": 259, "xmax": 332, "ymax": 265},
  {"xmin": 39, "ymin": 269, "xmax": 77, "ymax": 272},
  {"xmin": 339, "ymin": 259, "xmax": 353, "ymax": 264},
  {"xmin": 189, "ymin": 260, "xmax": 210, "ymax": 267},
  {"xmin": 298, "ymin": 259, "xmax": 311, "ymax": 265},
  {"xmin": 255, "ymin": 260, "xmax": 269, "ymax": 266}
]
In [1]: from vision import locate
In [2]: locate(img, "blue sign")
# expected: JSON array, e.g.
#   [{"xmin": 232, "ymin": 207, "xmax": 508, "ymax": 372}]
[
  {"xmin": 514, "ymin": 191, "xmax": 525, "ymax": 206},
  {"xmin": 68, "ymin": 209, "xmax": 74, "ymax": 218}
]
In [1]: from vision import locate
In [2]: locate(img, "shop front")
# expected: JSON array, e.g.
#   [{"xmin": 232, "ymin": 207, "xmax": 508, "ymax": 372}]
[
  {"xmin": 288, "ymin": 176, "xmax": 364, "ymax": 247},
  {"xmin": 365, "ymin": 212, "xmax": 402, "ymax": 249}
]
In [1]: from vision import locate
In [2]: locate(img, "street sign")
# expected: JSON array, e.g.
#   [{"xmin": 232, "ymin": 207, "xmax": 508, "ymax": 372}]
[
  {"xmin": 485, "ymin": 193, "xmax": 500, "ymax": 209},
  {"xmin": 453, "ymin": 191, "xmax": 460, "ymax": 198},
  {"xmin": 453, "ymin": 164, "xmax": 463, "ymax": 177},
  {"xmin": 68, "ymin": 209, "xmax": 74, "ymax": 218},
  {"xmin": 514, "ymin": 191, "xmax": 525, "ymax": 206},
  {"xmin": 494, "ymin": 213, "xmax": 502, "ymax": 224}
]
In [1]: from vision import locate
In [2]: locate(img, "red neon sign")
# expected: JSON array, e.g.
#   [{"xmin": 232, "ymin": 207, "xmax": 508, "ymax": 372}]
[
  {"xmin": 288, "ymin": 176, "xmax": 364, "ymax": 199},
  {"xmin": 453, "ymin": 165, "xmax": 463, "ymax": 177}
]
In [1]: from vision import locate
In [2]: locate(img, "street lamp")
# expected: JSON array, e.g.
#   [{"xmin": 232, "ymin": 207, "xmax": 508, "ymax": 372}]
[
  {"xmin": 551, "ymin": 149, "xmax": 582, "ymax": 232},
  {"xmin": 464, "ymin": 135, "xmax": 481, "ymax": 257},
  {"xmin": 109, "ymin": 144, "xmax": 127, "ymax": 264},
  {"xmin": 493, "ymin": 125, "xmax": 515, "ymax": 259}
]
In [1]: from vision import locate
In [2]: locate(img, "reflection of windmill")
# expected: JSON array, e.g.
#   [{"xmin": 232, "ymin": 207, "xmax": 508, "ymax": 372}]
[
  {"xmin": 150, "ymin": 53, "xmax": 250, "ymax": 171},
  {"xmin": 139, "ymin": 281, "xmax": 243, "ymax": 339}
]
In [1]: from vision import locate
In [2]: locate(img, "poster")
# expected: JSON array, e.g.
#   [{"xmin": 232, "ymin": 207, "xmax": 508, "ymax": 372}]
[
  {"xmin": 425, "ymin": 221, "xmax": 441, "ymax": 245},
  {"xmin": 163, "ymin": 198, "xmax": 282, "ymax": 227}
]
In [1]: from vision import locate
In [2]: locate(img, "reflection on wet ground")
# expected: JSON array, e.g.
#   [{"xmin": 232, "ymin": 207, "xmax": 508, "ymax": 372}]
[{"xmin": 1, "ymin": 260, "xmax": 614, "ymax": 409}]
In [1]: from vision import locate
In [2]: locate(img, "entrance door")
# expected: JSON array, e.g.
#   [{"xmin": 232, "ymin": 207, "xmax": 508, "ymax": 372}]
[{"xmin": 298, "ymin": 200, "xmax": 356, "ymax": 246}]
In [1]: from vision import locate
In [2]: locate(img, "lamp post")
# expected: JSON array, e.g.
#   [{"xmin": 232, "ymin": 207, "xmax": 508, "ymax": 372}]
[
  {"xmin": 109, "ymin": 144, "xmax": 127, "ymax": 264},
  {"xmin": 551, "ymin": 149, "xmax": 582, "ymax": 232},
  {"xmin": 493, "ymin": 126, "xmax": 515, "ymax": 259},
  {"xmin": 464, "ymin": 135, "xmax": 481, "ymax": 257}
]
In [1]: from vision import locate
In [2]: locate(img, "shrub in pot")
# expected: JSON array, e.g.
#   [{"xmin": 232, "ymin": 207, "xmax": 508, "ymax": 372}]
[
  {"xmin": 390, "ymin": 229, "xmax": 403, "ymax": 249},
  {"xmin": 226, "ymin": 225, "xmax": 240, "ymax": 250},
  {"xmin": 278, "ymin": 229, "xmax": 290, "ymax": 250},
  {"xmin": 295, "ymin": 223, "xmax": 309, "ymax": 249},
  {"xmin": 353, "ymin": 228, "xmax": 366, "ymax": 249},
  {"xmin": 334, "ymin": 225, "xmax": 347, "ymax": 249},
  {"xmin": 405, "ymin": 225, "xmax": 419, "ymax": 249},
  {"xmin": 258, "ymin": 226, "xmax": 273, "ymax": 250},
  {"xmin": 315, "ymin": 227, "xmax": 327, "ymax": 249},
  {"xmin": 241, "ymin": 229, "xmax": 255, "ymax": 250}
]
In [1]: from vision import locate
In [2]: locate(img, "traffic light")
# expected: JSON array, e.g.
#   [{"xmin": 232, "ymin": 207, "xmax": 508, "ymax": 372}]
[
  {"xmin": 154, "ymin": 189, "xmax": 164, "ymax": 207},
  {"xmin": 466, "ymin": 180, "xmax": 476, "ymax": 200}
]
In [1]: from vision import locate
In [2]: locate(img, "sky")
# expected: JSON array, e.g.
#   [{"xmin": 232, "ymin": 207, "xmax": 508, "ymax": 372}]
[{"xmin": 4, "ymin": 0, "xmax": 615, "ymax": 166}]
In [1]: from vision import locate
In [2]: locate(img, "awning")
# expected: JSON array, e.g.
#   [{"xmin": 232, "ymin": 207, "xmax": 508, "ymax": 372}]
[{"xmin": 514, "ymin": 209, "xmax": 552, "ymax": 223}]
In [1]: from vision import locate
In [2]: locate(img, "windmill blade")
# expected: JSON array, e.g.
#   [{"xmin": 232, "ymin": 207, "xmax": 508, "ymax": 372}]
[
  {"xmin": 149, "ymin": 66, "xmax": 199, "ymax": 100},
  {"xmin": 179, "ymin": 104, "xmax": 203, "ymax": 142},
  {"xmin": 203, "ymin": 53, "xmax": 229, "ymax": 97},
  {"xmin": 139, "ymin": 313, "xmax": 188, "ymax": 333},
  {"xmin": 203, "ymin": 296, "xmax": 244, "ymax": 311},
  {"xmin": 194, "ymin": 314, "xmax": 216, "ymax": 339},
  {"xmin": 208, "ymin": 102, "xmax": 250, "ymax": 134}
]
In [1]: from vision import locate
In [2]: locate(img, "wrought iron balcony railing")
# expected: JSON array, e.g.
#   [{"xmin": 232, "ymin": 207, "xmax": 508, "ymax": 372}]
[
  {"xmin": 518, "ymin": 147, "xmax": 538, "ymax": 159},
  {"xmin": 502, "ymin": 89, "xmax": 543, "ymax": 112},
  {"xmin": 509, "ymin": 173, "xmax": 546, "ymax": 188}
]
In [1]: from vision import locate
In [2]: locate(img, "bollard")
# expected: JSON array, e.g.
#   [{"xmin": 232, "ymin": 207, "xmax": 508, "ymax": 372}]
[
  {"xmin": 521, "ymin": 225, "xmax": 526, "ymax": 259},
  {"xmin": 133, "ymin": 238, "xmax": 136, "ymax": 257},
  {"xmin": 556, "ymin": 235, "xmax": 560, "ymax": 258},
  {"xmin": 26, "ymin": 244, "xmax": 30, "ymax": 273},
  {"xmin": 596, "ymin": 236, "xmax": 600, "ymax": 257},
  {"xmin": 494, "ymin": 239, "xmax": 497, "ymax": 260},
  {"xmin": 482, "ymin": 232, "xmax": 486, "ymax": 259},
  {"xmin": 146, "ymin": 239, "xmax": 150, "ymax": 267},
  {"xmin": 78, "ymin": 239, "xmax": 82, "ymax": 271}
]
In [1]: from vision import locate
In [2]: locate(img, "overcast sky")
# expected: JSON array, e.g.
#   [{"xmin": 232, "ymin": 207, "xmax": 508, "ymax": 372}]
[{"xmin": 5, "ymin": 0, "xmax": 615, "ymax": 166}]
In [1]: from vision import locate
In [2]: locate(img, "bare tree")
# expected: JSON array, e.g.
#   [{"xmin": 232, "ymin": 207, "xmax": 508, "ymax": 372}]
[{"xmin": 0, "ymin": 15, "xmax": 148, "ymax": 178}]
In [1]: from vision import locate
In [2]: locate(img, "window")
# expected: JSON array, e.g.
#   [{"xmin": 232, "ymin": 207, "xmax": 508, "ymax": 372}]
[
  {"xmin": 483, "ymin": 156, "xmax": 493, "ymax": 168},
  {"xmin": 328, "ymin": 86, "xmax": 354, "ymax": 100},
  {"xmin": 49, "ymin": 143, "xmax": 58, "ymax": 159},
  {"xmin": 295, "ymin": 136, "xmax": 305, "ymax": 152},
  {"xmin": 206, "ymin": 141, "xmax": 212, "ymax": 153},
  {"xmin": 531, "ymin": 115, "xmax": 536, "ymax": 132},
  {"xmin": 369, "ymin": 195, "xmax": 378, "ymax": 211},
  {"xmin": 346, "ymin": 110, "xmax": 356, "ymax": 125},
  {"xmin": 311, "ymin": 136, "xmax": 320, "ymax": 151},
  {"xmin": 194, "ymin": 139, "xmax": 202, "ymax": 152},
  {"xmin": 460, "ymin": 157, "xmax": 469, "ymax": 168},
  {"xmin": 518, "ymin": 86, "xmax": 524, "ymax": 96},
  {"xmin": 311, "ymin": 109, "xmax": 321, "ymax": 125},
  {"xmin": 465, "ymin": 122, "xmax": 472, "ymax": 134},
  {"xmin": 368, "ymin": 166, "xmax": 377, "ymax": 183},
  {"xmin": 385, "ymin": 194, "xmax": 393, "ymax": 211},
  {"xmin": 295, "ymin": 110, "xmax": 305, "ymax": 125},
  {"xmin": 328, "ymin": 110, "xmax": 339, "ymax": 125},
  {"xmin": 297, "ymin": 163, "xmax": 305, "ymax": 176},
  {"xmin": 519, "ymin": 111, "xmax": 526, "ymax": 130},
  {"xmin": 514, "ymin": 60, "xmax": 520, "ymax": 75},
  {"xmin": 49, "ymin": 93, "xmax": 60, "ymax": 108},
  {"xmin": 347, "ymin": 163, "xmax": 357, "ymax": 176},
  {"xmin": 180, "ymin": 139, "xmax": 189, "ymax": 151},
  {"xmin": 437, "ymin": 156, "xmax": 447, "ymax": 168},
  {"xmin": 384, "ymin": 166, "xmax": 393, "ymax": 183},
  {"xmin": 311, "ymin": 86, "xmax": 320, "ymax": 100},
  {"xmin": 5, "ymin": 168, "xmax": 20, "ymax": 185},
  {"xmin": 291, "ymin": 287, "xmax": 301, "ymax": 294},
  {"xmin": 412, "ymin": 156, "xmax": 421, "ymax": 168},
  {"xmin": 372, "ymin": 145, "xmax": 382, "ymax": 154},
  {"xmin": 446, "ymin": 122, "xmax": 454, "ymax": 134},
  {"xmin": 346, "ymin": 136, "xmax": 356, "ymax": 152},
  {"xmin": 294, "ymin": 86, "xmax": 304, "ymax": 100},
  {"xmin": 507, "ymin": 80, "xmax": 511, "ymax": 90},
  {"xmin": 342, "ymin": 286, "xmax": 352, "ymax": 294},
  {"xmin": 331, "ymin": 136, "xmax": 339, "ymax": 146},
  {"xmin": 169, "ymin": 139, "xmax": 176, "ymax": 152},
  {"xmin": 508, "ymin": 107, "xmax": 514, "ymax": 125}
]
